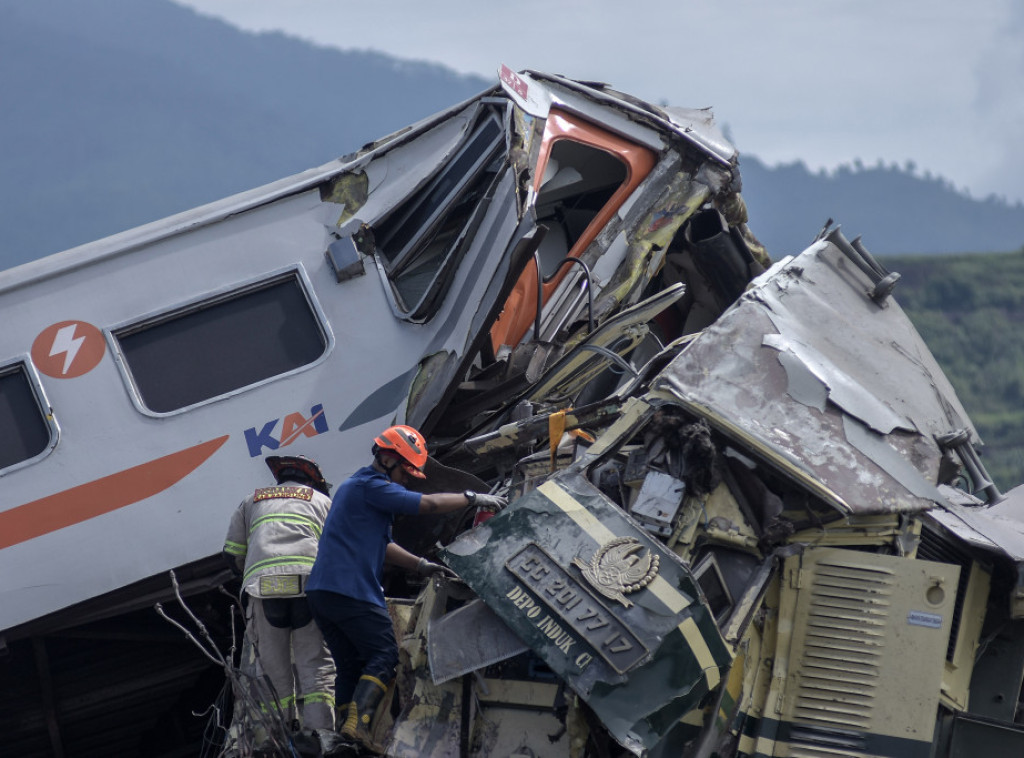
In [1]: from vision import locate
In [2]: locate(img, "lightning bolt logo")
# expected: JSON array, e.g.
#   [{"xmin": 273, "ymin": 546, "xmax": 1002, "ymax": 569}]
[
  {"xmin": 49, "ymin": 324, "xmax": 86, "ymax": 375},
  {"xmin": 31, "ymin": 320, "xmax": 106, "ymax": 379}
]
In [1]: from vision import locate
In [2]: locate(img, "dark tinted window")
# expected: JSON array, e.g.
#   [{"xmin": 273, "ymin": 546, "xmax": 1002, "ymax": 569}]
[
  {"xmin": 0, "ymin": 364, "xmax": 50, "ymax": 469},
  {"xmin": 116, "ymin": 275, "xmax": 326, "ymax": 413},
  {"xmin": 373, "ymin": 111, "xmax": 504, "ymax": 320},
  {"xmin": 695, "ymin": 559, "xmax": 732, "ymax": 620}
]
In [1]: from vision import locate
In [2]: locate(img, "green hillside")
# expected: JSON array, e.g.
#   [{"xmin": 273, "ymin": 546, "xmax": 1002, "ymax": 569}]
[{"xmin": 880, "ymin": 249, "xmax": 1024, "ymax": 493}]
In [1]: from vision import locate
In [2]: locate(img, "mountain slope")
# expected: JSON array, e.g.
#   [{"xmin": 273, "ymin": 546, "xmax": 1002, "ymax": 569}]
[
  {"xmin": 2, "ymin": 0, "xmax": 1024, "ymax": 269},
  {"xmin": 0, "ymin": 0, "xmax": 490, "ymax": 267},
  {"xmin": 740, "ymin": 156, "xmax": 1024, "ymax": 258}
]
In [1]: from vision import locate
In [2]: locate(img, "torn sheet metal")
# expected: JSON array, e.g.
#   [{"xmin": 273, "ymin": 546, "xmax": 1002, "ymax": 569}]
[
  {"xmin": 526, "ymin": 283, "xmax": 686, "ymax": 403},
  {"xmin": 515, "ymin": 70, "xmax": 736, "ymax": 165},
  {"xmin": 592, "ymin": 174, "xmax": 711, "ymax": 324},
  {"xmin": 762, "ymin": 332, "xmax": 912, "ymax": 434},
  {"xmin": 651, "ymin": 240, "xmax": 975, "ymax": 517},
  {"xmin": 931, "ymin": 484, "xmax": 1024, "ymax": 563},
  {"xmin": 427, "ymin": 599, "xmax": 529, "ymax": 684},
  {"xmin": 442, "ymin": 469, "xmax": 732, "ymax": 755},
  {"xmin": 501, "ymin": 68, "xmax": 665, "ymax": 153},
  {"xmin": 323, "ymin": 103, "xmax": 480, "ymax": 230}
]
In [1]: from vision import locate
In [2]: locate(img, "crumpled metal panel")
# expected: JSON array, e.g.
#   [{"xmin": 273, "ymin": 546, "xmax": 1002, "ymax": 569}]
[
  {"xmin": 651, "ymin": 241, "xmax": 976, "ymax": 516},
  {"xmin": 931, "ymin": 484, "xmax": 1024, "ymax": 563},
  {"xmin": 591, "ymin": 173, "xmax": 710, "ymax": 324},
  {"xmin": 526, "ymin": 283, "xmax": 685, "ymax": 403},
  {"xmin": 325, "ymin": 103, "xmax": 481, "ymax": 230},
  {"xmin": 522, "ymin": 70, "xmax": 736, "ymax": 165},
  {"xmin": 427, "ymin": 599, "xmax": 529, "ymax": 684},
  {"xmin": 442, "ymin": 469, "xmax": 732, "ymax": 755}
]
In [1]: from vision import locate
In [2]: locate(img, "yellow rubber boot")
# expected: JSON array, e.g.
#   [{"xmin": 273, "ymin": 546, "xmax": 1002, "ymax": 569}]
[{"xmin": 340, "ymin": 675, "xmax": 386, "ymax": 753}]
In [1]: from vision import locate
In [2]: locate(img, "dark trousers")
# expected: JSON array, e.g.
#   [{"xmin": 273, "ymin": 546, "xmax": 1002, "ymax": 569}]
[{"xmin": 306, "ymin": 589, "xmax": 398, "ymax": 704}]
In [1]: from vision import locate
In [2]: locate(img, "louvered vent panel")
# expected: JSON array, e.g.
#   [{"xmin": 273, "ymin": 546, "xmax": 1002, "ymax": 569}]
[
  {"xmin": 787, "ymin": 722, "xmax": 871, "ymax": 757},
  {"xmin": 792, "ymin": 562, "xmax": 893, "ymax": 731},
  {"xmin": 779, "ymin": 549, "xmax": 959, "ymax": 757}
]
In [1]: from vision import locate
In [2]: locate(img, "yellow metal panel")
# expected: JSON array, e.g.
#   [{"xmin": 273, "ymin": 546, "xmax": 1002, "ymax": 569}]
[
  {"xmin": 940, "ymin": 560, "xmax": 991, "ymax": 710},
  {"xmin": 477, "ymin": 678, "xmax": 560, "ymax": 708},
  {"xmin": 788, "ymin": 514, "xmax": 903, "ymax": 548},
  {"xmin": 779, "ymin": 548, "xmax": 959, "ymax": 747},
  {"xmin": 584, "ymin": 396, "xmax": 649, "ymax": 458}
]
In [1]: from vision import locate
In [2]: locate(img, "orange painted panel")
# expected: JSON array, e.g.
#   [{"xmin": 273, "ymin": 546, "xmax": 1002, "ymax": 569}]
[{"xmin": 490, "ymin": 110, "xmax": 656, "ymax": 352}]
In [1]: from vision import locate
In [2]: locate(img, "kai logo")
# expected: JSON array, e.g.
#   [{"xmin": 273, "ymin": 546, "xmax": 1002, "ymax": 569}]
[{"xmin": 244, "ymin": 404, "xmax": 329, "ymax": 457}]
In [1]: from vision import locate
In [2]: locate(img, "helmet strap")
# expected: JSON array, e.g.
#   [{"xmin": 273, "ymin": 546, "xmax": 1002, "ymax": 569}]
[{"xmin": 375, "ymin": 451, "xmax": 400, "ymax": 479}]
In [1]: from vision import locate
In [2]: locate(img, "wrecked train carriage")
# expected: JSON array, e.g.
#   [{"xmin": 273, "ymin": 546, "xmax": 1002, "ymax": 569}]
[
  {"xmin": 0, "ymin": 67, "xmax": 767, "ymax": 755},
  {"xmin": 381, "ymin": 66, "xmax": 769, "ymax": 450},
  {"xmin": 6, "ymin": 61, "xmax": 1015, "ymax": 757},
  {"xmin": 391, "ymin": 233, "xmax": 1024, "ymax": 757}
]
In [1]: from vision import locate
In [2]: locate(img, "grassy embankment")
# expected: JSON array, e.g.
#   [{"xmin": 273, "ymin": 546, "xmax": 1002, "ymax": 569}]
[{"xmin": 881, "ymin": 249, "xmax": 1024, "ymax": 493}]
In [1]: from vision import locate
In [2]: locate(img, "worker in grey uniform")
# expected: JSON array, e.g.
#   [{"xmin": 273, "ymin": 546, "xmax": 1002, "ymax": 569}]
[{"xmin": 223, "ymin": 454, "xmax": 336, "ymax": 737}]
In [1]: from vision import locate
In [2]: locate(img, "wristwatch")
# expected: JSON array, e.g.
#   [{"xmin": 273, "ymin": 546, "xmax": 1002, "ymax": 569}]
[{"xmin": 464, "ymin": 489, "xmax": 477, "ymax": 506}]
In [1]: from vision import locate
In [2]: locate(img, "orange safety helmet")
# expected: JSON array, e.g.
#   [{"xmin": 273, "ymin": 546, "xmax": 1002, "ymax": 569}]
[{"xmin": 373, "ymin": 425, "xmax": 428, "ymax": 479}]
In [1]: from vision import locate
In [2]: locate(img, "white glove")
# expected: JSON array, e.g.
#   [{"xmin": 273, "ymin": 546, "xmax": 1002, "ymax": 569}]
[{"xmin": 466, "ymin": 491, "xmax": 508, "ymax": 512}]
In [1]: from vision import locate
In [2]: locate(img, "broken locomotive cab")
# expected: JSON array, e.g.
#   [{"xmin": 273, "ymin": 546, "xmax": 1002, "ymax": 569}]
[{"xmin": 414, "ymin": 228, "xmax": 1024, "ymax": 757}]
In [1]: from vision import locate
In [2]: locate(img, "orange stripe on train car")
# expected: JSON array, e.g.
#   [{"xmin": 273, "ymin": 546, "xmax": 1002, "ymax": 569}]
[{"xmin": 0, "ymin": 436, "xmax": 230, "ymax": 549}]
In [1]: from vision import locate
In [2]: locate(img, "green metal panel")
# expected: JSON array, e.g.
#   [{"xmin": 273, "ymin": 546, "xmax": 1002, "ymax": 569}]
[{"xmin": 442, "ymin": 468, "xmax": 733, "ymax": 754}]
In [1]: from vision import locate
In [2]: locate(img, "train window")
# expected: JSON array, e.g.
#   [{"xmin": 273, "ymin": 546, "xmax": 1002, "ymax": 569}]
[
  {"xmin": 115, "ymin": 274, "xmax": 326, "ymax": 413},
  {"xmin": 488, "ymin": 109, "xmax": 655, "ymax": 351},
  {"xmin": 0, "ymin": 363, "xmax": 52, "ymax": 469},
  {"xmin": 693, "ymin": 553, "xmax": 733, "ymax": 622},
  {"xmin": 372, "ymin": 110, "xmax": 505, "ymax": 321},
  {"xmin": 693, "ymin": 547, "xmax": 762, "ymax": 626}
]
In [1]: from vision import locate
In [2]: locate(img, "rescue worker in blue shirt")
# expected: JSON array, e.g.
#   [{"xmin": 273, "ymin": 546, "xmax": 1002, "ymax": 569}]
[{"xmin": 306, "ymin": 425, "xmax": 507, "ymax": 753}]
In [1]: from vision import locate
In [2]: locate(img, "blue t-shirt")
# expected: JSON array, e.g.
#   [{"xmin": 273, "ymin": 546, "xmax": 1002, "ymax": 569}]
[{"xmin": 306, "ymin": 465, "xmax": 422, "ymax": 607}]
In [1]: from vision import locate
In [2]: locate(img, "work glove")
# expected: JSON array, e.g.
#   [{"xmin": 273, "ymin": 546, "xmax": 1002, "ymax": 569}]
[
  {"xmin": 416, "ymin": 557, "xmax": 458, "ymax": 580},
  {"xmin": 467, "ymin": 491, "xmax": 509, "ymax": 513}
]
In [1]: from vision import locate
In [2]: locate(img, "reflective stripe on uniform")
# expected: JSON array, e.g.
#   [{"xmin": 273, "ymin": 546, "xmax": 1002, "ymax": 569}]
[
  {"xmin": 301, "ymin": 691, "xmax": 336, "ymax": 707},
  {"xmin": 250, "ymin": 512, "xmax": 323, "ymax": 539},
  {"xmin": 258, "ymin": 694, "xmax": 295, "ymax": 712},
  {"xmin": 258, "ymin": 691, "xmax": 336, "ymax": 713},
  {"xmin": 242, "ymin": 555, "xmax": 316, "ymax": 585}
]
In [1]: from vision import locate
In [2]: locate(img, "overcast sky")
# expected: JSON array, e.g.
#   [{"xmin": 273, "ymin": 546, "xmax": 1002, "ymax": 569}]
[{"xmin": 175, "ymin": 0, "xmax": 1024, "ymax": 205}]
